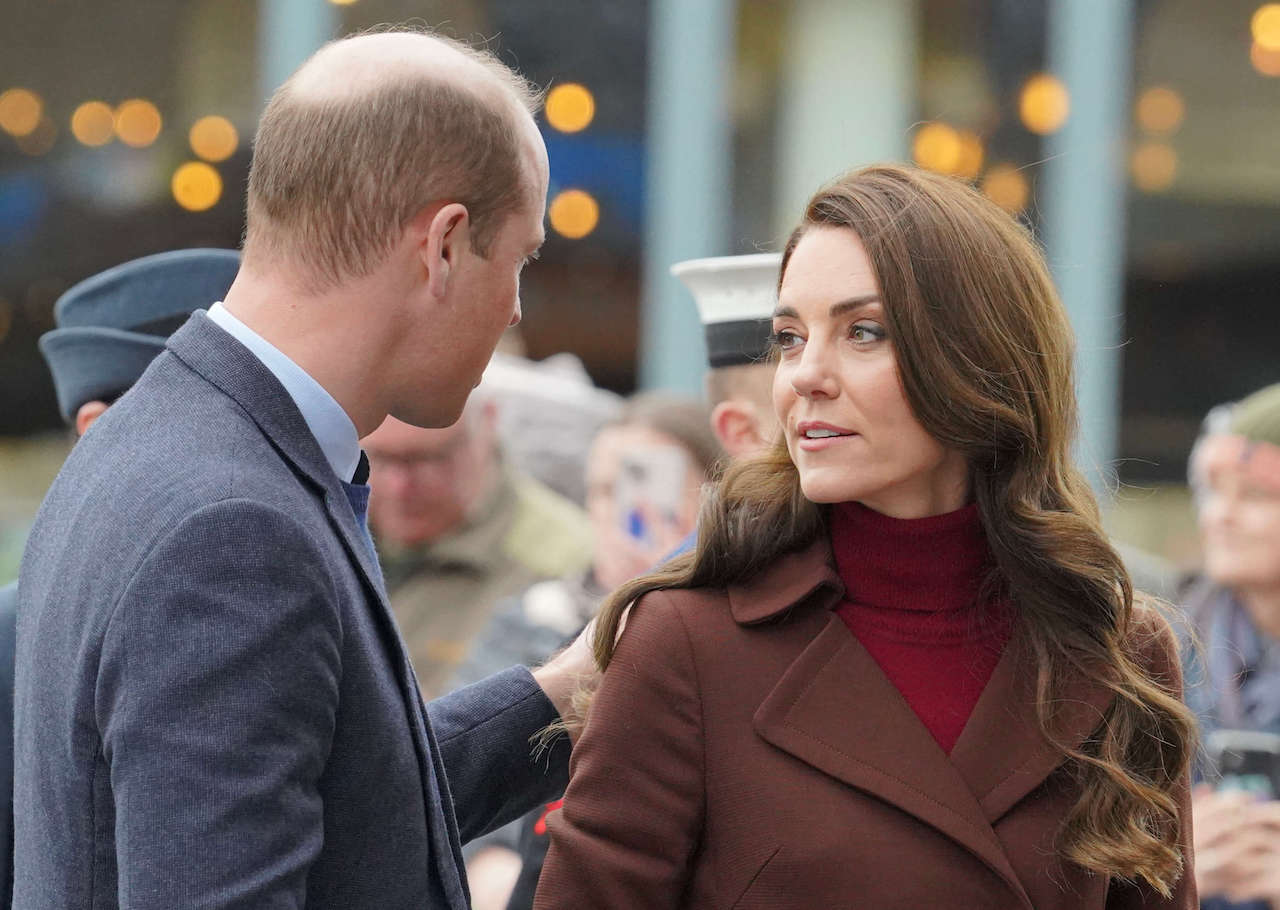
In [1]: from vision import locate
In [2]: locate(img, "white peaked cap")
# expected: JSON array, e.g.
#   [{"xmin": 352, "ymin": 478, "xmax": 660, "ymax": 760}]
[{"xmin": 670, "ymin": 252, "xmax": 782, "ymax": 368}]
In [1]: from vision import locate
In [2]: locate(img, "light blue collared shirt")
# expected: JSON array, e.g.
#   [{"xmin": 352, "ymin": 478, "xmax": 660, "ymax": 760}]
[{"xmin": 207, "ymin": 302, "xmax": 362, "ymax": 483}]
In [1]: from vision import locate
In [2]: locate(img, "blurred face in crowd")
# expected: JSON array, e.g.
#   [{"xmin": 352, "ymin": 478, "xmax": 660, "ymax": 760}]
[
  {"xmin": 585, "ymin": 424, "xmax": 705, "ymax": 590},
  {"xmin": 772, "ymin": 227, "xmax": 968, "ymax": 518},
  {"xmin": 1199, "ymin": 454, "xmax": 1280, "ymax": 592},
  {"xmin": 364, "ymin": 404, "xmax": 499, "ymax": 547}
]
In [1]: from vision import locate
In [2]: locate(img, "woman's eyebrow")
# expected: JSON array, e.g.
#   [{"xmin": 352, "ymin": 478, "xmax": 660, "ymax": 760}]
[{"xmin": 773, "ymin": 295, "xmax": 882, "ymax": 320}]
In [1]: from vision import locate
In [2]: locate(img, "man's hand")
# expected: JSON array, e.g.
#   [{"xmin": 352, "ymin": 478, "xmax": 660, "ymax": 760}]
[
  {"xmin": 530, "ymin": 608, "xmax": 633, "ymax": 742},
  {"xmin": 530, "ymin": 617, "xmax": 599, "ymax": 741},
  {"xmin": 1194, "ymin": 785, "xmax": 1280, "ymax": 905}
]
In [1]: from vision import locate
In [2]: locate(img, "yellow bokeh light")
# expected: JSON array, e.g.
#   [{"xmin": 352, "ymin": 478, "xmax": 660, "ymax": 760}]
[
  {"xmin": 912, "ymin": 122, "xmax": 963, "ymax": 175},
  {"xmin": 1019, "ymin": 73, "xmax": 1070, "ymax": 135},
  {"xmin": 1252, "ymin": 4, "xmax": 1280, "ymax": 51},
  {"xmin": 1251, "ymin": 40, "xmax": 1280, "ymax": 75},
  {"xmin": 981, "ymin": 164, "xmax": 1030, "ymax": 213},
  {"xmin": 115, "ymin": 99, "xmax": 163, "ymax": 148},
  {"xmin": 548, "ymin": 188, "xmax": 599, "ymax": 239},
  {"xmin": 956, "ymin": 131, "xmax": 985, "ymax": 179},
  {"xmin": 0, "ymin": 88, "xmax": 43, "ymax": 138},
  {"xmin": 71, "ymin": 101, "xmax": 116, "ymax": 147},
  {"xmin": 1130, "ymin": 142, "xmax": 1177, "ymax": 193},
  {"xmin": 328, "ymin": 0, "xmax": 360, "ymax": 5},
  {"xmin": 16, "ymin": 116, "xmax": 56, "ymax": 157},
  {"xmin": 1135, "ymin": 86, "xmax": 1185, "ymax": 134},
  {"xmin": 189, "ymin": 116, "xmax": 239, "ymax": 162},
  {"xmin": 172, "ymin": 161, "xmax": 223, "ymax": 212},
  {"xmin": 545, "ymin": 83, "xmax": 596, "ymax": 134}
]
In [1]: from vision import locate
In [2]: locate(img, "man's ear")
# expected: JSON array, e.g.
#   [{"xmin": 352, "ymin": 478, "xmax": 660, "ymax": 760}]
[
  {"xmin": 75, "ymin": 400, "xmax": 110, "ymax": 437},
  {"xmin": 711, "ymin": 400, "xmax": 766, "ymax": 459},
  {"xmin": 420, "ymin": 203, "xmax": 471, "ymax": 299}
]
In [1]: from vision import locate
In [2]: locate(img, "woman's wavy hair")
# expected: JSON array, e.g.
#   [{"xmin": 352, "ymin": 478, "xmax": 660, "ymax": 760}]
[{"xmin": 584, "ymin": 164, "xmax": 1195, "ymax": 894}]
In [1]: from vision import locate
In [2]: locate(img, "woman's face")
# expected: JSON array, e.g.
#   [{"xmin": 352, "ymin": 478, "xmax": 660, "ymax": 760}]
[
  {"xmin": 1199, "ymin": 463, "xmax": 1280, "ymax": 590},
  {"xmin": 772, "ymin": 227, "xmax": 969, "ymax": 519}
]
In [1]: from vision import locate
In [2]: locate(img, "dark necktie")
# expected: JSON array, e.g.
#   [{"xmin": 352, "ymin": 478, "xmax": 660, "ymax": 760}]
[{"xmin": 351, "ymin": 450, "xmax": 370, "ymax": 485}]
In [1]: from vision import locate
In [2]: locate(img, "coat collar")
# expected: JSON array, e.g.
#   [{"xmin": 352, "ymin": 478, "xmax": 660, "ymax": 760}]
[
  {"xmin": 727, "ymin": 538, "xmax": 844, "ymax": 624},
  {"xmin": 742, "ymin": 533, "xmax": 1115, "ymax": 909},
  {"xmin": 167, "ymin": 312, "xmax": 387, "ymax": 601}
]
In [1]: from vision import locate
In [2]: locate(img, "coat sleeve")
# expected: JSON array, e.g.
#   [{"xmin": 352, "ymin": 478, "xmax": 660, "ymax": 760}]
[
  {"xmin": 1106, "ymin": 606, "xmax": 1198, "ymax": 910},
  {"xmin": 96, "ymin": 500, "xmax": 342, "ymax": 909},
  {"xmin": 427, "ymin": 665, "xmax": 569, "ymax": 844},
  {"xmin": 534, "ymin": 590, "xmax": 705, "ymax": 910}
]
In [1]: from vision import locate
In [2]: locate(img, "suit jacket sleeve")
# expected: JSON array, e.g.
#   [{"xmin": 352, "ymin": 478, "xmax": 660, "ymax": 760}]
[
  {"xmin": 534, "ymin": 591, "xmax": 705, "ymax": 909},
  {"xmin": 96, "ymin": 500, "xmax": 342, "ymax": 909},
  {"xmin": 428, "ymin": 666, "xmax": 569, "ymax": 844},
  {"xmin": 1106, "ymin": 608, "xmax": 1198, "ymax": 910}
]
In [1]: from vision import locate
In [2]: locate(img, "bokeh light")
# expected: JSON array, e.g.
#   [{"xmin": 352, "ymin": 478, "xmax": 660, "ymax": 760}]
[
  {"xmin": 114, "ymin": 99, "xmax": 162, "ymax": 148},
  {"xmin": 189, "ymin": 116, "xmax": 239, "ymax": 162},
  {"xmin": 956, "ymin": 131, "xmax": 985, "ymax": 179},
  {"xmin": 1251, "ymin": 40, "xmax": 1280, "ymax": 75},
  {"xmin": 172, "ymin": 161, "xmax": 223, "ymax": 211},
  {"xmin": 981, "ymin": 164, "xmax": 1030, "ymax": 213},
  {"xmin": 0, "ymin": 88, "xmax": 43, "ymax": 138},
  {"xmin": 1135, "ymin": 86, "xmax": 1185, "ymax": 134},
  {"xmin": 1252, "ymin": 4, "xmax": 1280, "ymax": 51},
  {"xmin": 71, "ymin": 101, "xmax": 116, "ymax": 147},
  {"xmin": 912, "ymin": 122, "xmax": 962, "ymax": 175},
  {"xmin": 16, "ymin": 116, "xmax": 57, "ymax": 157},
  {"xmin": 328, "ymin": 0, "xmax": 360, "ymax": 5},
  {"xmin": 548, "ymin": 189, "xmax": 599, "ymax": 239},
  {"xmin": 1019, "ymin": 73, "xmax": 1070, "ymax": 135},
  {"xmin": 1130, "ymin": 142, "xmax": 1178, "ymax": 193},
  {"xmin": 545, "ymin": 83, "xmax": 596, "ymax": 134}
]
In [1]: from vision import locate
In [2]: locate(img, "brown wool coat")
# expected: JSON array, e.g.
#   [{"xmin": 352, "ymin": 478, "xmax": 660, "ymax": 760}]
[{"xmin": 534, "ymin": 540, "xmax": 1195, "ymax": 910}]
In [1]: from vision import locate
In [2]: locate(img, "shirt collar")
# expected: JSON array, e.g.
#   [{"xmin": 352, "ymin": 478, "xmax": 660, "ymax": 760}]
[{"xmin": 206, "ymin": 302, "xmax": 361, "ymax": 482}]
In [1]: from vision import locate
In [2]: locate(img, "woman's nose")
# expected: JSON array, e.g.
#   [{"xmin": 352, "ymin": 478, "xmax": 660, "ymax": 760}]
[{"xmin": 790, "ymin": 343, "xmax": 839, "ymax": 400}]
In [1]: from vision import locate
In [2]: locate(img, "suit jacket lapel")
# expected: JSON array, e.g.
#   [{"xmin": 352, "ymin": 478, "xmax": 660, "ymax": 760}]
[
  {"xmin": 753, "ymin": 614, "xmax": 1034, "ymax": 909},
  {"xmin": 167, "ymin": 314, "xmax": 470, "ymax": 907}
]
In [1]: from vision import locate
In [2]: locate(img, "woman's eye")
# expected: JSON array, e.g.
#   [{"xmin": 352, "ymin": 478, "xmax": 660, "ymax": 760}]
[
  {"xmin": 767, "ymin": 330, "xmax": 802, "ymax": 351},
  {"xmin": 850, "ymin": 322, "xmax": 885, "ymax": 344}
]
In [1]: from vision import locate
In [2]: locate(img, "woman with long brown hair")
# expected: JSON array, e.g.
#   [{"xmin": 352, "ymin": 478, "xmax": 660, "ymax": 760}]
[{"xmin": 533, "ymin": 165, "xmax": 1197, "ymax": 909}]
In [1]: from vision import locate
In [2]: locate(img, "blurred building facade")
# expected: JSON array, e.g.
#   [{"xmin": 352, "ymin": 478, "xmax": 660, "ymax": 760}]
[{"xmin": 2, "ymin": 0, "xmax": 1278, "ymax": 574}]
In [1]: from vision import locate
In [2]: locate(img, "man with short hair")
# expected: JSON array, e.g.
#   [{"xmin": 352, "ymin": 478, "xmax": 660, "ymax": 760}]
[
  {"xmin": 15, "ymin": 31, "xmax": 586, "ymax": 910},
  {"xmin": 0, "ymin": 247, "xmax": 241, "ymax": 910},
  {"xmin": 673, "ymin": 252, "xmax": 781, "ymax": 457},
  {"xmin": 364, "ymin": 397, "xmax": 593, "ymax": 697}
]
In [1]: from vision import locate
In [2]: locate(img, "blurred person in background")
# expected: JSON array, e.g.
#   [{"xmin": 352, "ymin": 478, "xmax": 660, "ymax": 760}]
[
  {"xmin": 0, "ymin": 247, "xmax": 240, "ymax": 909},
  {"xmin": 364, "ymin": 392, "xmax": 593, "ymax": 697},
  {"xmin": 1182, "ymin": 382, "xmax": 1280, "ymax": 910},
  {"xmin": 452, "ymin": 391, "xmax": 721, "ymax": 910},
  {"xmin": 536, "ymin": 165, "xmax": 1196, "ymax": 909}
]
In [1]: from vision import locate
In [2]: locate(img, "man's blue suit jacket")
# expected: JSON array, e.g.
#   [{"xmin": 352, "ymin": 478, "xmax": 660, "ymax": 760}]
[{"xmin": 14, "ymin": 313, "xmax": 568, "ymax": 909}]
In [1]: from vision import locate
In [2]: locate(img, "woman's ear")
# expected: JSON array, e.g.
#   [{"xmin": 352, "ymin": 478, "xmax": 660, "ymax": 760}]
[{"xmin": 420, "ymin": 203, "xmax": 470, "ymax": 299}]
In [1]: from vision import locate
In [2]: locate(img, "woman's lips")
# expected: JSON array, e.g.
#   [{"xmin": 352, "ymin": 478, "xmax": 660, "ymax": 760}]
[{"xmin": 797, "ymin": 433, "xmax": 858, "ymax": 452}]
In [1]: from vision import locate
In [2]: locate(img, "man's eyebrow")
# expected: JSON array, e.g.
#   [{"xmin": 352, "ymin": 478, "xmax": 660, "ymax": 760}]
[{"xmin": 773, "ymin": 295, "xmax": 882, "ymax": 320}]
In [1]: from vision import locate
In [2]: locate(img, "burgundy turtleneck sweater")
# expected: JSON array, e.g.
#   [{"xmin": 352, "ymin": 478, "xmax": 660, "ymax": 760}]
[{"xmin": 830, "ymin": 501, "xmax": 1012, "ymax": 755}]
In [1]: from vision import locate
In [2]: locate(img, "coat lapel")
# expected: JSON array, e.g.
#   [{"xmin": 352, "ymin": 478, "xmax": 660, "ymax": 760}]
[
  {"xmin": 753, "ymin": 614, "xmax": 1034, "ymax": 909},
  {"xmin": 949, "ymin": 632, "xmax": 1115, "ymax": 823}
]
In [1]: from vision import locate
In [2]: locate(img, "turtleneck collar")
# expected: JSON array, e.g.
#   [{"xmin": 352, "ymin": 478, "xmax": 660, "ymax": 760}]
[{"xmin": 830, "ymin": 500, "xmax": 992, "ymax": 614}]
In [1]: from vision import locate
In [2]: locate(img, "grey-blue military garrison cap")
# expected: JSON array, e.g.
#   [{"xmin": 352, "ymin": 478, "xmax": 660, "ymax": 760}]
[{"xmin": 39, "ymin": 248, "xmax": 240, "ymax": 423}]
